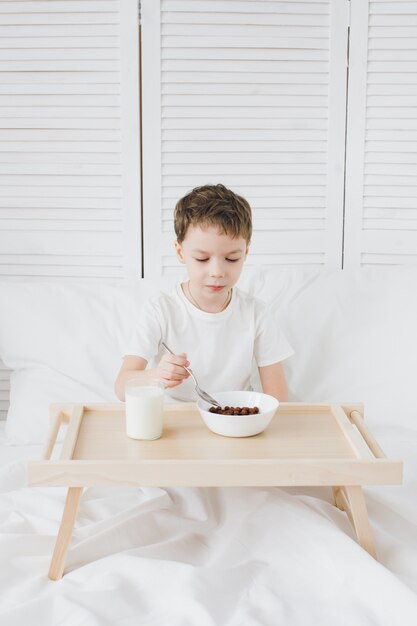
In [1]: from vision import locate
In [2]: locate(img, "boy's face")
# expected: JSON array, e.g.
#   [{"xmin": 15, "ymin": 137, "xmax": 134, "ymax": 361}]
[{"xmin": 175, "ymin": 225, "xmax": 249, "ymax": 304}]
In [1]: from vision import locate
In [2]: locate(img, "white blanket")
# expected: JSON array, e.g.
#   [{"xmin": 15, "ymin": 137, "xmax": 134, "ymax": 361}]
[{"xmin": 1, "ymin": 423, "xmax": 417, "ymax": 626}]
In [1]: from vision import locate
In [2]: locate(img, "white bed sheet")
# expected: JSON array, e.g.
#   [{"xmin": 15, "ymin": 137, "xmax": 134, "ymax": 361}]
[{"xmin": 1, "ymin": 421, "xmax": 417, "ymax": 626}]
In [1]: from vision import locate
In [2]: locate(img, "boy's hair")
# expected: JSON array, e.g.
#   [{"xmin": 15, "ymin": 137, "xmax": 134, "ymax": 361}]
[{"xmin": 174, "ymin": 183, "xmax": 252, "ymax": 243}]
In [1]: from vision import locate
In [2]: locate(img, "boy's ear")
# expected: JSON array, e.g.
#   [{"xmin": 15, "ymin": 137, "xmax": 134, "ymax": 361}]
[
  {"xmin": 175, "ymin": 240, "xmax": 185, "ymax": 263},
  {"xmin": 245, "ymin": 241, "xmax": 251, "ymax": 257}
]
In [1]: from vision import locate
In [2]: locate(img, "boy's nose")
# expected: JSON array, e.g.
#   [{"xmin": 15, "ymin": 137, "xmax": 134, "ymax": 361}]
[{"xmin": 209, "ymin": 261, "xmax": 225, "ymax": 277}]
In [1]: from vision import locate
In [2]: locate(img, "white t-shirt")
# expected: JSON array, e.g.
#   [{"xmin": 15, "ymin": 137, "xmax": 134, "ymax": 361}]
[{"xmin": 124, "ymin": 283, "xmax": 294, "ymax": 402}]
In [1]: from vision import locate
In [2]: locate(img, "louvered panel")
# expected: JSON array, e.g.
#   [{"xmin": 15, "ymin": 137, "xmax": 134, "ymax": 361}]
[
  {"xmin": 0, "ymin": 254, "xmax": 123, "ymax": 278},
  {"xmin": 163, "ymin": 84, "xmax": 328, "ymax": 95},
  {"xmin": 161, "ymin": 106, "xmax": 328, "ymax": 118},
  {"xmin": 0, "ymin": 207, "xmax": 120, "ymax": 219},
  {"xmin": 162, "ymin": 140, "xmax": 327, "ymax": 152},
  {"xmin": 2, "ymin": 71, "xmax": 119, "ymax": 83},
  {"xmin": 1, "ymin": 11, "xmax": 118, "ymax": 25},
  {"xmin": 369, "ymin": 12, "xmax": 417, "ymax": 26},
  {"xmin": 0, "ymin": 107, "xmax": 120, "ymax": 119},
  {"xmin": 0, "ymin": 230, "xmax": 123, "ymax": 253},
  {"xmin": 162, "ymin": 163, "xmax": 326, "ymax": 174},
  {"xmin": 0, "ymin": 153, "xmax": 120, "ymax": 164},
  {"xmin": 164, "ymin": 72, "xmax": 329, "ymax": 84},
  {"xmin": 362, "ymin": 253, "xmax": 417, "ymax": 265},
  {"xmin": 0, "ymin": 24, "xmax": 118, "ymax": 37},
  {"xmin": 163, "ymin": 152, "xmax": 327, "ymax": 164},
  {"xmin": 1, "ymin": 185, "xmax": 121, "ymax": 197},
  {"xmin": 0, "ymin": 197, "xmax": 120, "ymax": 208},
  {"xmin": 0, "ymin": 60, "xmax": 120, "ymax": 70},
  {"xmin": 1, "ymin": 163, "xmax": 121, "ymax": 175},
  {"xmin": 344, "ymin": 0, "xmax": 417, "ymax": 266},
  {"xmin": 367, "ymin": 118, "xmax": 417, "ymax": 130},
  {"xmin": 142, "ymin": 0, "xmax": 348, "ymax": 277},
  {"xmin": 0, "ymin": 2, "xmax": 119, "ymax": 11},
  {"xmin": 160, "ymin": 1, "xmax": 330, "ymax": 15},
  {"xmin": 0, "ymin": 96, "xmax": 120, "ymax": 106},
  {"xmin": 1, "ymin": 219, "xmax": 122, "ymax": 232},
  {"xmin": 1, "ymin": 38, "xmax": 118, "ymax": 50},
  {"xmin": 0, "ymin": 84, "xmax": 120, "ymax": 95},
  {"xmin": 1, "ymin": 120, "xmax": 120, "ymax": 130},
  {"xmin": 163, "ymin": 55, "xmax": 328, "ymax": 68},
  {"xmin": 162, "ymin": 10, "xmax": 328, "ymax": 26},
  {"xmin": 0, "ymin": 0, "xmax": 140, "ymax": 282}
]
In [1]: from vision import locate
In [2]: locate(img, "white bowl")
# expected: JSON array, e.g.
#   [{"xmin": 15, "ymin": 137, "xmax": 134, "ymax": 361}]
[{"xmin": 197, "ymin": 390, "xmax": 279, "ymax": 437}]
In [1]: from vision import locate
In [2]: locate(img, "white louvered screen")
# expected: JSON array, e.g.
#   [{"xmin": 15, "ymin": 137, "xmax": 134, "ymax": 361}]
[
  {"xmin": 344, "ymin": 0, "xmax": 417, "ymax": 266},
  {"xmin": 141, "ymin": 0, "xmax": 350, "ymax": 279},
  {"xmin": 0, "ymin": 0, "xmax": 140, "ymax": 281}
]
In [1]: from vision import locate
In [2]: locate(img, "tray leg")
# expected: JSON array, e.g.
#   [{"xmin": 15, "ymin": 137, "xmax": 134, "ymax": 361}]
[
  {"xmin": 333, "ymin": 486, "xmax": 377, "ymax": 559},
  {"xmin": 48, "ymin": 487, "xmax": 83, "ymax": 580}
]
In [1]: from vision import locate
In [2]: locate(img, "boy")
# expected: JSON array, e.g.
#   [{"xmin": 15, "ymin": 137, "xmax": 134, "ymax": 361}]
[{"xmin": 115, "ymin": 184, "xmax": 293, "ymax": 402}]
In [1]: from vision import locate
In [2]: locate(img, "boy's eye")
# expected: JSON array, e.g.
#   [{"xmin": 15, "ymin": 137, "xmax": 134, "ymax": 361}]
[{"xmin": 194, "ymin": 257, "xmax": 240, "ymax": 263}]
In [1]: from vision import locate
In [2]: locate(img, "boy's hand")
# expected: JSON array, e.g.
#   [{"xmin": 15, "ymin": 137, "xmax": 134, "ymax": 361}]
[{"xmin": 155, "ymin": 352, "xmax": 190, "ymax": 388}]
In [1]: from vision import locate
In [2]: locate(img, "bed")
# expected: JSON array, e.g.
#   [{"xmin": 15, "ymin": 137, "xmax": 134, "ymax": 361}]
[{"xmin": 1, "ymin": 267, "xmax": 417, "ymax": 625}]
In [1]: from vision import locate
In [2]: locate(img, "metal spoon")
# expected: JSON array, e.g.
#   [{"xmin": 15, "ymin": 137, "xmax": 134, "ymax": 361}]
[{"xmin": 161, "ymin": 342, "xmax": 221, "ymax": 407}]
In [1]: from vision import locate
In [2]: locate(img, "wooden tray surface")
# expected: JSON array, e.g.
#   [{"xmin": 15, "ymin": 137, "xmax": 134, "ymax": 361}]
[
  {"xmin": 74, "ymin": 404, "xmax": 363, "ymax": 460},
  {"xmin": 27, "ymin": 402, "xmax": 402, "ymax": 488}
]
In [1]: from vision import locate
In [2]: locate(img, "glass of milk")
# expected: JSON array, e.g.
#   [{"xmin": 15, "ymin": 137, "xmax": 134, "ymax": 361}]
[{"xmin": 125, "ymin": 378, "xmax": 165, "ymax": 440}]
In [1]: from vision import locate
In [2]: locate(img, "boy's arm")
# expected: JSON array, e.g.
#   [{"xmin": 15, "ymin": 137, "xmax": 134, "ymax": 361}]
[
  {"xmin": 114, "ymin": 353, "xmax": 190, "ymax": 401},
  {"xmin": 114, "ymin": 355, "xmax": 148, "ymax": 401},
  {"xmin": 258, "ymin": 362, "xmax": 288, "ymax": 402}
]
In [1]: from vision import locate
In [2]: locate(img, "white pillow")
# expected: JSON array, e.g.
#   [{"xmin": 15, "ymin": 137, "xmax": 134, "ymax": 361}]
[
  {"xmin": 0, "ymin": 280, "xmax": 158, "ymax": 444},
  {"xmin": 238, "ymin": 264, "xmax": 321, "ymax": 306},
  {"xmin": 277, "ymin": 267, "xmax": 417, "ymax": 428},
  {"xmin": 236, "ymin": 266, "xmax": 322, "ymax": 392}
]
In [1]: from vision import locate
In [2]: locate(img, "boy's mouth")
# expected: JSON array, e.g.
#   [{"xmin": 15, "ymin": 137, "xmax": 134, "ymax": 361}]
[{"xmin": 206, "ymin": 285, "xmax": 226, "ymax": 292}]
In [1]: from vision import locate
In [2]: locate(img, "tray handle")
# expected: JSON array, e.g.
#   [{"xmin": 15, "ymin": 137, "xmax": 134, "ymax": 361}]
[
  {"xmin": 42, "ymin": 408, "xmax": 65, "ymax": 460},
  {"xmin": 348, "ymin": 410, "xmax": 386, "ymax": 459},
  {"xmin": 60, "ymin": 405, "xmax": 85, "ymax": 460}
]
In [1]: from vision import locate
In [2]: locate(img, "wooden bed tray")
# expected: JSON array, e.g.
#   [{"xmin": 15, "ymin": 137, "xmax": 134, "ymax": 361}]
[{"xmin": 27, "ymin": 402, "xmax": 402, "ymax": 580}]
